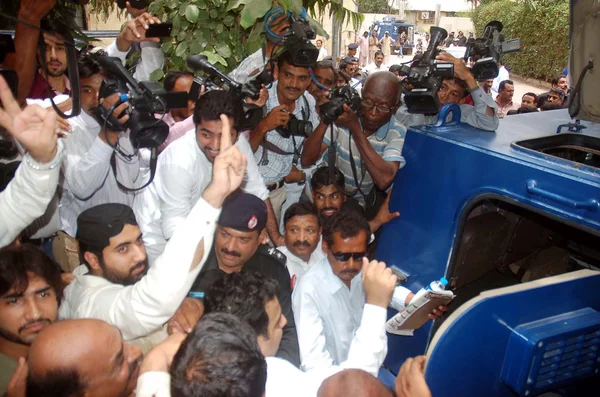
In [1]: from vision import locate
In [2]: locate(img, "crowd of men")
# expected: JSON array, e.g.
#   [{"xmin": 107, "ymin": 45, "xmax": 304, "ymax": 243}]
[{"xmin": 0, "ymin": 0, "xmax": 570, "ymax": 396}]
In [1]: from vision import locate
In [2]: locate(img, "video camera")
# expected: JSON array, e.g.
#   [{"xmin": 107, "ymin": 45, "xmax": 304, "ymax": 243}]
[
  {"xmin": 265, "ymin": 7, "xmax": 319, "ymax": 67},
  {"xmin": 400, "ymin": 26, "xmax": 455, "ymax": 114},
  {"xmin": 186, "ymin": 55, "xmax": 269, "ymax": 131},
  {"xmin": 464, "ymin": 21, "xmax": 520, "ymax": 80},
  {"xmin": 320, "ymin": 85, "xmax": 362, "ymax": 125},
  {"xmin": 276, "ymin": 113, "xmax": 312, "ymax": 139},
  {"xmin": 96, "ymin": 56, "xmax": 188, "ymax": 149}
]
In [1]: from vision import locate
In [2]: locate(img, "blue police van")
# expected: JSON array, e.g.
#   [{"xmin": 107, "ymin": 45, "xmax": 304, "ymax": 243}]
[{"xmin": 369, "ymin": 16, "xmax": 414, "ymax": 54}]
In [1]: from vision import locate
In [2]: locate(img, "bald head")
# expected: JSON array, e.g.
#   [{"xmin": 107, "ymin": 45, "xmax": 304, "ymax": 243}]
[
  {"xmin": 317, "ymin": 369, "xmax": 395, "ymax": 397},
  {"xmin": 363, "ymin": 71, "xmax": 402, "ymax": 104},
  {"xmin": 27, "ymin": 319, "xmax": 142, "ymax": 397}
]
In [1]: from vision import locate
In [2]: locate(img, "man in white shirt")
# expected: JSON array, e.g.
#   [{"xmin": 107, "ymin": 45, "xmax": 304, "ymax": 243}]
[
  {"xmin": 134, "ymin": 90, "xmax": 271, "ymax": 263},
  {"xmin": 491, "ymin": 60, "xmax": 510, "ymax": 99},
  {"xmin": 364, "ymin": 51, "xmax": 389, "ymax": 76},
  {"xmin": 0, "ymin": 76, "xmax": 63, "ymax": 248},
  {"xmin": 59, "ymin": 114, "xmax": 248, "ymax": 341},
  {"xmin": 316, "ymin": 39, "xmax": 328, "ymax": 61},
  {"xmin": 136, "ymin": 264, "xmax": 398, "ymax": 397},
  {"xmin": 278, "ymin": 201, "xmax": 325, "ymax": 289},
  {"xmin": 292, "ymin": 210, "xmax": 446, "ymax": 372}
]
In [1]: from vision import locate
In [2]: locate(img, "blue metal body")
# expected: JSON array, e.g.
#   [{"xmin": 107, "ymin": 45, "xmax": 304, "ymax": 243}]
[
  {"xmin": 376, "ymin": 105, "xmax": 600, "ymax": 375},
  {"xmin": 425, "ymin": 271, "xmax": 600, "ymax": 396}
]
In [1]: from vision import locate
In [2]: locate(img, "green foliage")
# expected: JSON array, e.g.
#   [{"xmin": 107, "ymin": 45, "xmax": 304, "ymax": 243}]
[
  {"xmin": 472, "ymin": 0, "xmax": 569, "ymax": 81},
  {"xmin": 357, "ymin": 0, "xmax": 389, "ymax": 14}
]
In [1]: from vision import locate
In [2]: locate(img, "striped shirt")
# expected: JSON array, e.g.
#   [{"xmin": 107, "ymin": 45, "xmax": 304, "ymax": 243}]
[
  {"xmin": 254, "ymin": 82, "xmax": 321, "ymax": 184},
  {"xmin": 322, "ymin": 118, "xmax": 406, "ymax": 206}
]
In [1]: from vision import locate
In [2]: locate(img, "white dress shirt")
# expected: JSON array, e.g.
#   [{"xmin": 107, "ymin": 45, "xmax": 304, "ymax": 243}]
[
  {"xmin": 395, "ymin": 87, "xmax": 499, "ymax": 132},
  {"xmin": 59, "ymin": 197, "xmax": 220, "ymax": 340},
  {"xmin": 363, "ymin": 62, "xmax": 389, "ymax": 75},
  {"xmin": 60, "ymin": 111, "xmax": 142, "ymax": 236},
  {"xmin": 277, "ymin": 245, "xmax": 325, "ymax": 289},
  {"xmin": 0, "ymin": 142, "xmax": 63, "ymax": 248},
  {"xmin": 317, "ymin": 47, "xmax": 328, "ymax": 62},
  {"xmin": 491, "ymin": 65, "xmax": 510, "ymax": 99},
  {"xmin": 254, "ymin": 82, "xmax": 321, "ymax": 184},
  {"xmin": 105, "ymin": 40, "xmax": 165, "ymax": 82},
  {"xmin": 292, "ymin": 257, "xmax": 411, "ymax": 372},
  {"xmin": 134, "ymin": 129, "xmax": 268, "ymax": 263},
  {"xmin": 135, "ymin": 304, "xmax": 389, "ymax": 397}
]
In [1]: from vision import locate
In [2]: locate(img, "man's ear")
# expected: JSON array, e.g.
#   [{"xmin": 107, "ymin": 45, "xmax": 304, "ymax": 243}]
[
  {"xmin": 84, "ymin": 252, "xmax": 102, "ymax": 273},
  {"xmin": 321, "ymin": 238, "xmax": 329, "ymax": 254},
  {"xmin": 258, "ymin": 229, "xmax": 268, "ymax": 244}
]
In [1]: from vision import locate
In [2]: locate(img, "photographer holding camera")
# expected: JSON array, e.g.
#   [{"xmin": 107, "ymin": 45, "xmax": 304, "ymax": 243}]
[
  {"xmin": 250, "ymin": 50, "xmax": 320, "ymax": 240},
  {"xmin": 395, "ymin": 51, "xmax": 499, "ymax": 131},
  {"xmin": 302, "ymin": 71, "xmax": 406, "ymax": 216}
]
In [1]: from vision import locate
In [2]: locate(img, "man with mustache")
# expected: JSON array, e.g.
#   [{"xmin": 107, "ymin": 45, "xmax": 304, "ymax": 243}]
[
  {"xmin": 250, "ymin": 50, "xmax": 321, "ymax": 243},
  {"xmin": 293, "ymin": 210, "xmax": 445, "ymax": 371},
  {"xmin": 0, "ymin": 245, "xmax": 63, "ymax": 394},
  {"xmin": 27, "ymin": 19, "xmax": 71, "ymax": 100},
  {"xmin": 189, "ymin": 191, "xmax": 301, "ymax": 366},
  {"xmin": 59, "ymin": 113, "xmax": 248, "ymax": 344},
  {"xmin": 26, "ymin": 319, "xmax": 143, "ymax": 397},
  {"xmin": 277, "ymin": 202, "xmax": 325, "ymax": 288}
]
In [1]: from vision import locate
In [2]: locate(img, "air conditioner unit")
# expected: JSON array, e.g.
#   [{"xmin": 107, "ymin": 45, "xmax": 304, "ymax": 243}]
[{"xmin": 421, "ymin": 12, "xmax": 430, "ymax": 20}]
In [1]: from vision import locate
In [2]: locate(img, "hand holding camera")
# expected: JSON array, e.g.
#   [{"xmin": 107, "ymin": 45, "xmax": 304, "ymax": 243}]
[
  {"xmin": 334, "ymin": 104, "xmax": 360, "ymax": 131},
  {"xmin": 116, "ymin": 12, "xmax": 162, "ymax": 52},
  {"xmin": 261, "ymin": 105, "xmax": 290, "ymax": 132},
  {"xmin": 98, "ymin": 92, "xmax": 130, "ymax": 146},
  {"xmin": 436, "ymin": 52, "xmax": 476, "ymax": 89}
]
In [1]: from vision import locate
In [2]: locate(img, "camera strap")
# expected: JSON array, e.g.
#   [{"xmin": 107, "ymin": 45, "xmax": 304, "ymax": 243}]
[
  {"xmin": 110, "ymin": 147, "xmax": 158, "ymax": 192},
  {"xmin": 346, "ymin": 130, "xmax": 368, "ymax": 199}
]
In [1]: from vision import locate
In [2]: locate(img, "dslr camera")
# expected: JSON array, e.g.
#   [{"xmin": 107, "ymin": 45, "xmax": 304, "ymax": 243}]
[
  {"xmin": 464, "ymin": 21, "xmax": 520, "ymax": 80},
  {"xmin": 320, "ymin": 85, "xmax": 362, "ymax": 125},
  {"xmin": 276, "ymin": 112, "xmax": 313, "ymax": 139},
  {"xmin": 400, "ymin": 26, "xmax": 455, "ymax": 114},
  {"xmin": 96, "ymin": 56, "xmax": 188, "ymax": 149}
]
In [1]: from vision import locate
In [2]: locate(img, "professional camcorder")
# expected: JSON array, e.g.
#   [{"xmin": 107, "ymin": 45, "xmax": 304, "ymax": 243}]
[
  {"xmin": 320, "ymin": 85, "xmax": 362, "ymax": 125},
  {"xmin": 276, "ymin": 113, "xmax": 312, "ymax": 139},
  {"xmin": 186, "ymin": 55, "xmax": 268, "ymax": 131},
  {"xmin": 400, "ymin": 27, "xmax": 455, "ymax": 114},
  {"xmin": 265, "ymin": 7, "xmax": 319, "ymax": 67},
  {"xmin": 96, "ymin": 56, "xmax": 187, "ymax": 149},
  {"xmin": 464, "ymin": 21, "xmax": 520, "ymax": 80}
]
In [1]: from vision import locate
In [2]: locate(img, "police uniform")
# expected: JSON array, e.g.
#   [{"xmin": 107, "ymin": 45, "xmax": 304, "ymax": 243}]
[{"xmin": 189, "ymin": 192, "xmax": 301, "ymax": 367}]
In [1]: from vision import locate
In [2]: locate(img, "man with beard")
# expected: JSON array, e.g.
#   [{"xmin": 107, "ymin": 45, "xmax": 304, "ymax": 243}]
[
  {"xmin": 59, "ymin": 114, "xmax": 248, "ymax": 342},
  {"xmin": 134, "ymin": 89, "xmax": 272, "ymax": 264},
  {"xmin": 188, "ymin": 191, "xmax": 301, "ymax": 366},
  {"xmin": 250, "ymin": 50, "xmax": 320, "ymax": 239},
  {"xmin": 26, "ymin": 319, "xmax": 143, "ymax": 397},
  {"xmin": 292, "ymin": 210, "xmax": 446, "ymax": 372},
  {"xmin": 277, "ymin": 202, "xmax": 325, "ymax": 288},
  {"xmin": 27, "ymin": 19, "xmax": 71, "ymax": 100},
  {"xmin": 0, "ymin": 245, "xmax": 63, "ymax": 393}
]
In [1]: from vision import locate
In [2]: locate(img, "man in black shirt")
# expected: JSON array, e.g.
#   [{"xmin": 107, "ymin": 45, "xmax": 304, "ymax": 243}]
[{"xmin": 189, "ymin": 191, "xmax": 300, "ymax": 366}]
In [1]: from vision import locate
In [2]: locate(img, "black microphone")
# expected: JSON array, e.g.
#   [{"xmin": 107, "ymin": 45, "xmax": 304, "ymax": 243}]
[
  {"xmin": 186, "ymin": 55, "xmax": 241, "ymax": 90},
  {"xmin": 97, "ymin": 56, "xmax": 141, "ymax": 92}
]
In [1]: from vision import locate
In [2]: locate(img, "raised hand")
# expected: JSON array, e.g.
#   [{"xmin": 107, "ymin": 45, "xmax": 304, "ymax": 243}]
[
  {"xmin": 363, "ymin": 258, "xmax": 397, "ymax": 308},
  {"xmin": 116, "ymin": 12, "xmax": 162, "ymax": 51},
  {"xmin": 395, "ymin": 356, "xmax": 432, "ymax": 397},
  {"xmin": 203, "ymin": 114, "xmax": 247, "ymax": 208},
  {"xmin": 0, "ymin": 76, "xmax": 58, "ymax": 164}
]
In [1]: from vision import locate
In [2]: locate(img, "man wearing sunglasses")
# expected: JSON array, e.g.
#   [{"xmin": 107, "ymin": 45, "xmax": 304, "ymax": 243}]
[
  {"xmin": 292, "ymin": 209, "xmax": 446, "ymax": 372},
  {"xmin": 301, "ymin": 71, "xmax": 406, "ymax": 210}
]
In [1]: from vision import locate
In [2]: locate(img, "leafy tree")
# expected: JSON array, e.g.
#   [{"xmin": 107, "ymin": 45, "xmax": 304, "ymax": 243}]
[{"xmin": 357, "ymin": 0, "xmax": 389, "ymax": 14}]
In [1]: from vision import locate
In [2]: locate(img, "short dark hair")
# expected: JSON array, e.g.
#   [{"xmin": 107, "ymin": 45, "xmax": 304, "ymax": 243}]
[
  {"xmin": 193, "ymin": 89, "xmax": 244, "ymax": 130},
  {"xmin": 26, "ymin": 368, "xmax": 86, "ymax": 397},
  {"xmin": 443, "ymin": 77, "xmax": 469, "ymax": 98},
  {"xmin": 388, "ymin": 64, "xmax": 402, "ymax": 74},
  {"xmin": 551, "ymin": 75, "xmax": 564, "ymax": 85},
  {"xmin": 517, "ymin": 106, "xmax": 539, "ymax": 114},
  {"xmin": 204, "ymin": 272, "xmax": 279, "ymax": 338},
  {"xmin": 78, "ymin": 51, "xmax": 106, "ymax": 79},
  {"xmin": 164, "ymin": 71, "xmax": 194, "ymax": 92},
  {"xmin": 374, "ymin": 51, "xmax": 384, "ymax": 58},
  {"xmin": 322, "ymin": 209, "xmax": 370, "ymax": 248},
  {"xmin": 549, "ymin": 87, "xmax": 565, "ymax": 100},
  {"xmin": 314, "ymin": 60, "xmax": 337, "ymax": 81},
  {"xmin": 277, "ymin": 49, "xmax": 311, "ymax": 71},
  {"xmin": 0, "ymin": 244, "xmax": 64, "ymax": 303},
  {"xmin": 311, "ymin": 166, "xmax": 345, "ymax": 191},
  {"xmin": 522, "ymin": 92, "xmax": 538, "ymax": 102},
  {"xmin": 284, "ymin": 201, "xmax": 319, "ymax": 227},
  {"xmin": 499, "ymin": 80, "xmax": 514, "ymax": 91},
  {"xmin": 170, "ymin": 313, "xmax": 267, "ymax": 397}
]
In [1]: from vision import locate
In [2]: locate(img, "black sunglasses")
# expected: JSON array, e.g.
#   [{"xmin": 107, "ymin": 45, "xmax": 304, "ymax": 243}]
[{"xmin": 333, "ymin": 252, "xmax": 366, "ymax": 262}]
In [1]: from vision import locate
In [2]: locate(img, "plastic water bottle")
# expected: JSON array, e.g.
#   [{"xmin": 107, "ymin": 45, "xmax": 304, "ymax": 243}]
[{"xmin": 425, "ymin": 277, "xmax": 448, "ymax": 292}]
